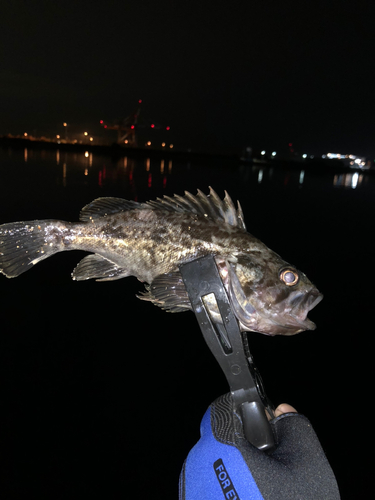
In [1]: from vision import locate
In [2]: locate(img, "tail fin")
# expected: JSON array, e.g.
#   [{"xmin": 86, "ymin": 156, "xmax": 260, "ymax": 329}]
[{"xmin": 0, "ymin": 220, "xmax": 63, "ymax": 278}]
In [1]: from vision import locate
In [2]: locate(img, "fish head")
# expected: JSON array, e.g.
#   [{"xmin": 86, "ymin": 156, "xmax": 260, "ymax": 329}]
[{"xmin": 223, "ymin": 253, "xmax": 323, "ymax": 336}]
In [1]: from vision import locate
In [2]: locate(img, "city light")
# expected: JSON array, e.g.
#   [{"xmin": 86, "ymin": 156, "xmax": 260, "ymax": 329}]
[
  {"xmin": 271, "ymin": 151, "xmax": 276, "ymax": 156},
  {"xmin": 325, "ymin": 152, "xmax": 366, "ymax": 168},
  {"xmin": 261, "ymin": 150, "xmax": 266, "ymax": 155}
]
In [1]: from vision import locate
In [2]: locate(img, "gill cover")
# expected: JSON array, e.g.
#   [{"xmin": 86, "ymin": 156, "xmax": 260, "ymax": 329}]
[{"xmin": 227, "ymin": 262, "xmax": 256, "ymax": 327}]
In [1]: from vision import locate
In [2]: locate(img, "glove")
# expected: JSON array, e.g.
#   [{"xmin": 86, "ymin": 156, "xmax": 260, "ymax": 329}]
[{"xmin": 179, "ymin": 393, "xmax": 340, "ymax": 500}]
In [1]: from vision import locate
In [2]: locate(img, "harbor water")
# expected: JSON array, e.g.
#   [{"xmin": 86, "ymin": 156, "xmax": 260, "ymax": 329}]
[{"xmin": 0, "ymin": 146, "xmax": 373, "ymax": 499}]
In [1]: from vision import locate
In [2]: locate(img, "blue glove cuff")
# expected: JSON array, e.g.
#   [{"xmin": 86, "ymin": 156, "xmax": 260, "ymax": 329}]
[{"xmin": 179, "ymin": 406, "xmax": 264, "ymax": 500}]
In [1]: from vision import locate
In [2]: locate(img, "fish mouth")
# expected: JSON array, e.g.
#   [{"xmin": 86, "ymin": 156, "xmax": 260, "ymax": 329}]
[{"xmin": 282, "ymin": 290, "xmax": 323, "ymax": 332}]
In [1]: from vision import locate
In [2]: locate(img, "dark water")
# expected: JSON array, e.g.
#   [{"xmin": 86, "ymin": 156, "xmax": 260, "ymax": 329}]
[{"xmin": 0, "ymin": 146, "xmax": 373, "ymax": 498}]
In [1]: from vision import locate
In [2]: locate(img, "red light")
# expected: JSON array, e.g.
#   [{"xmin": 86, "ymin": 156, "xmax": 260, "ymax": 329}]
[
  {"xmin": 138, "ymin": 99, "xmax": 142, "ymax": 104},
  {"xmin": 166, "ymin": 126, "xmax": 170, "ymax": 131},
  {"xmin": 131, "ymin": 125, "xmax": 135, "ymax": 129},
  {"xmin": 151, "ymin": 124, "xmax": 155, "ymax": 128},
  {"xmin": 288, "ymin": 143, "xmax": 293, "ymax": 147},
  {"xmin": 104, "ymin": 125, "xmax": 107, "ymax": 129},
  {"xmin": 100, "ymin": 120, "xmax": 104, "ymax": 124}
]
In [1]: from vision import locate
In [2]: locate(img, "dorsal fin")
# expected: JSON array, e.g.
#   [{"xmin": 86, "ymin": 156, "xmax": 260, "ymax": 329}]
[
  {"xmin": 79, "ymin": 189, "xmax": 246, "ymax": 230},
  {"xmin": 146, "ymin": 187, "xmax": 247, "ymax": 230},
  {"xmin": 79, "ymin": 197, "xmax": 145, "ymax": 222}
]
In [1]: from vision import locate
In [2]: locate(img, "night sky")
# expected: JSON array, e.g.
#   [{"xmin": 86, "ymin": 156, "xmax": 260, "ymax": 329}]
[{"xmin": 1, "ymin": 0, "xmax": 374, "ymax": 157}]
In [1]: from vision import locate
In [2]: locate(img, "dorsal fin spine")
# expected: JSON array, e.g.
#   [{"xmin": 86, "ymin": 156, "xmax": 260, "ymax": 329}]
[{"xmin": 79, "ymin": 189, "xmax": 246, "ymax": 229}]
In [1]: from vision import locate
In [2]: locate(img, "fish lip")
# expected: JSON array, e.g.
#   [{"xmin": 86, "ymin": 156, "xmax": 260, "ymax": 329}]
[
  {"xmin": 283, "ymin": 317, "xmax": 317, "ymax": 332},
  {"xmin": 286, "ymin": 291, "xmax": 323, "ymax": 330},
  {"xmin": 261, "ymin": 290, "xmax": 323, "ymax": 334},
  {"xmin": 298, "ymin": 290, "xmax": 323, "ymax": 316}
]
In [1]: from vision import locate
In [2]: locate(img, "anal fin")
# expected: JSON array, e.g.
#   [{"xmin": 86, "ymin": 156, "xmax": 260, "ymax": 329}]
[{"xmin": 72, "ymin": 254, "xmax": 129, "ymax": 282}]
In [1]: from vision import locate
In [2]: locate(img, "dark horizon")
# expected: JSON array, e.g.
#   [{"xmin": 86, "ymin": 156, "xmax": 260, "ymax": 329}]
[{"xmin": 1, "ymin": 1, "xmax": 374, "ymax": 159}]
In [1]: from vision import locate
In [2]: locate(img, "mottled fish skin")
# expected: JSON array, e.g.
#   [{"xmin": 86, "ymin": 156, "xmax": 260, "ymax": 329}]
[{"xmin": 0, "ymin": 188, "xmax": 322, "ymax": 336}]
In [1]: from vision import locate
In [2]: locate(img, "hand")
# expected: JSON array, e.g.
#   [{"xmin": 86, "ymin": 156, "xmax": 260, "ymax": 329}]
[
  {"xmin": 179, "ymin": 394, "xmax": 340, "ymax": 500},
  {"xmin": 273, "ymin": 402, "xmax": 297, "ymax": 417}
]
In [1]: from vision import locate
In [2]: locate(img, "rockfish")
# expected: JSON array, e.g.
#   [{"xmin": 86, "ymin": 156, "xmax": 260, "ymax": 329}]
[{"xmin": 0, "ymin": 188, "xmax": 322, "ymax": 335}]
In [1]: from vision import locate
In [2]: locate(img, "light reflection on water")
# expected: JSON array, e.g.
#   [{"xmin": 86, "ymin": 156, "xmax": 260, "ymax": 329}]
[
  {"xmin": 7, "ymin": 147, "xmax": 179, "ymax": 197},
  {"xmin": 333, "ymin": 171, "xmax": 363, "ymax": 189},
  {"xmin": 20, "ymin": 148, "xmax": 268, "ymax": 193},
  {"xmin": 1, "ymin": 147, "xmax": 374, "ymax": 206}
]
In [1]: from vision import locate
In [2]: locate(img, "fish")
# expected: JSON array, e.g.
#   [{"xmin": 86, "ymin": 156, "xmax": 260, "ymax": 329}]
[{"xmin": 0, "ymin": 187, "xmax": 322, "ymax": 335}]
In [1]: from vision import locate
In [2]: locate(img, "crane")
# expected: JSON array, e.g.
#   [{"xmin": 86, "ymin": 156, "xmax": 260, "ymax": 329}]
[{"xmin": 100, "ymin": 100, "xmax": 172, "ymax": 148}]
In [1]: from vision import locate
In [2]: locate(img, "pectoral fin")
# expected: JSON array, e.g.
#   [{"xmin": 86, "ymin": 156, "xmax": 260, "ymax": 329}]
[
  {"xmin": 72, "ymin": 254, "xmax": 130, "ymax": 282},
  {"xmin": 137, "ymin": 271, "xmax": 191, "ymax": 312}
]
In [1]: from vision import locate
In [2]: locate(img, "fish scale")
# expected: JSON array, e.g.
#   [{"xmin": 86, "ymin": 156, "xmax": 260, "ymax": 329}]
[{"xmin": 0, "ymin": 188, "xmax": 322, "ymax": 336}]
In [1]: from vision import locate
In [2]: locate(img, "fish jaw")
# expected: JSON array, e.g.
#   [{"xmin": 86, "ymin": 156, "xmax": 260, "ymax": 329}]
[
  {"xmin": 266, "ymin": 289, "xmax": 324, "ymax": 335},
  {"xmin": 288, "ymin": 289, "xmax": 323, "ymax": 328},
  {"xmin": 236, "ymin": 289, "xmax": 323, "ymax": 336}
]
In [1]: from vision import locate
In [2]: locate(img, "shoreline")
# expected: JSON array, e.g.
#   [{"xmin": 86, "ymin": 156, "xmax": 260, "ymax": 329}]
[
  {"xmin": 0, "ymin": 135, "xmax": 238, "ymax": 164},
  {"xmin": 1, "ymin": 135, "xmax": 371, "ymax": 174}
]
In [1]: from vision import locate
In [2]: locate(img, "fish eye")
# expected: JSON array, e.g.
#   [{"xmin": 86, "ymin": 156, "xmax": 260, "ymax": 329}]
[{"xmin": 279, "ymin": 268, "xmax": 299, "ymax": 286}]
